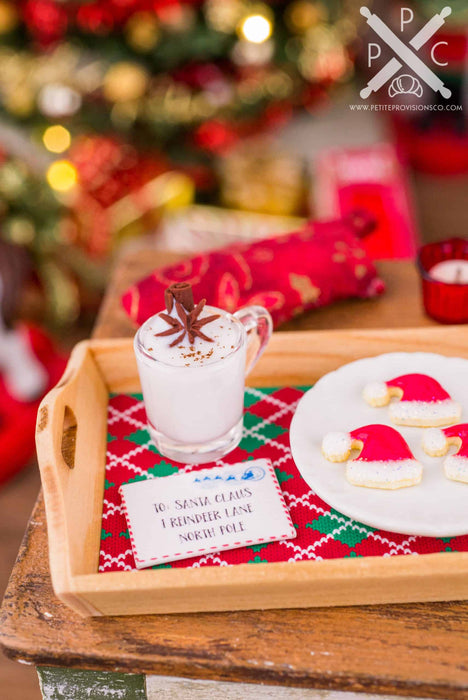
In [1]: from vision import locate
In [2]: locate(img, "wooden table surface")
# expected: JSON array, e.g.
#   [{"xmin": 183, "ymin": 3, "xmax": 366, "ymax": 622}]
[{"xmin": 2, "ymin": 251, "xmax": 468, "ymax": 700}]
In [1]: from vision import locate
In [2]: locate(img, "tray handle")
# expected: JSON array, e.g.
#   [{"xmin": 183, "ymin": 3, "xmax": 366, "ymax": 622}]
[
  {"xmin": 36, "ymin": 342, "xmax": 88, "ymax": 473},
  {"xmin": 36, "ymin": 340, "xmax": 108, "ymax": 600}
]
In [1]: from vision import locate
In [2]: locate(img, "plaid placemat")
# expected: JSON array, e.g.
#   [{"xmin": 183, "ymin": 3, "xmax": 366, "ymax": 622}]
[{"xmin": 99, "ymin": 387, "xmax": 468, "ymax": 572}]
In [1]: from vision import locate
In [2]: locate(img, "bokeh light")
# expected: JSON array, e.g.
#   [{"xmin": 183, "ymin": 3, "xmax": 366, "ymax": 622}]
[
  {"xmin": 46, "ymin": 160, "xmax": 78, "ymax": 192},
  {"xmin": 43, "ymin": 125, "xmax": 71, "ymax": 154},
  {"xmin": 240, "ymin": 13, "xmax": 273, "ymax": 44}
]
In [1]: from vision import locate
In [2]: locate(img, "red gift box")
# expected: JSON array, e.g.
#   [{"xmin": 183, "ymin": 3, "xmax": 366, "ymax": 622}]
[
  {"xmin": 122, "ymin": 214, "xmax": 385, "ymax": 328},
  {"xmin": 314, "ymin": 144, "xmax": 419, "ymax": 259}
]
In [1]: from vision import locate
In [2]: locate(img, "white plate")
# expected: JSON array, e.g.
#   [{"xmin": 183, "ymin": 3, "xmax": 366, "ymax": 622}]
[{"xmin": 290, "ymin": 352, "xmax": 468, "ymax": 537}]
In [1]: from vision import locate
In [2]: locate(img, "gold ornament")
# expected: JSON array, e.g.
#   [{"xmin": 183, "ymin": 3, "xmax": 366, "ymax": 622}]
[
  {"xmin": 264, "ymin": 70, "xmax": 294, "ymax": 99},
  {"xmin": 0, "ymin": 0, "xmax": 17, "ymax": 34},
  {"xmin": 110, "ymin": 100, "xmax": 139, "ymax": 128},
  {"xmin": 145, "ymin": 80, "xmax": 194, "ymax": 124},
  {"xmin": 39, "ymin": 259, "xmax": 81, "ymax": 325},
  {"xmin": 103, "ymin": 62, "xmax": 149, "ymax": 103},
  {"xmin": 0, "ymin": 162, "xmax": 28, "ymax": 198},
  {"xmin": 33, "ymin": 45, "xmax": 80, "ymax": 86},
  {"xmin": 4, "ymin": 84, "xmax": 35, "ymax": 117},
  {"xmin": 158, "ymin": 5, "xmax": 195, "ymax": 32},
  {"xmin": 285, "ymin": 1, "xmax": 327, "ymax": 34},
  {"xmin": 205, "ymin": 0, "xmax": 246, "ymax": 33},
  {"xmin": 4, "ymin": 216, "xmax": 36, "ymax": 245},
  {"xmin": 335, "ymin": 17, "xmax": 358, "ymax": 43},
  {"xmin": 191, "ymin": 93, "xmax": 217, "ymax": 119},
  {"xmin": 125, "ymin": 12, "xmax": 160, "ymax": 52},
  {"xmin": 299, "ymin": 25, "xmax": 351, "ymax": 82},
  {"xmin": 231, "ymin": 37, "xmax": 274, "ymax": 66},
  {"xmin": 220, "ymin": 141, "xmax": 305, "ymax": 216}
]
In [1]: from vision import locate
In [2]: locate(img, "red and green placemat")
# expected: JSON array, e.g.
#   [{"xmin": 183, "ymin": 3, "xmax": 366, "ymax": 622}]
[{"xmin": 99, "ymin": 387, "xmax": 468, "ymax": 572}]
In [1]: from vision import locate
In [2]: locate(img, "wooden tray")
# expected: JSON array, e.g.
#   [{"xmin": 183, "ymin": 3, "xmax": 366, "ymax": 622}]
[{"xmin": 36, "ymin": 326, "xmax": 468, "ymax": 617}]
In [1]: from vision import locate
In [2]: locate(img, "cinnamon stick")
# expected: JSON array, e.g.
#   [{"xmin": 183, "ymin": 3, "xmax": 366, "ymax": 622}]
[{"xmin": 164, "ymin": 282, "xmax": 194, "ymax": 313}]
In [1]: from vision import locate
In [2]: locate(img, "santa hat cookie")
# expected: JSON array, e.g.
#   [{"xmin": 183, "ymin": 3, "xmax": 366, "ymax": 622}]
[
  {"xmin": 422, "ymin": 424, "xmax": 468, "ymax": 484},
  {"xmin": 322, "ymin": 424, "xmax": 423, "ymax": 489},
  {"xmin": 363, "ymin": 373, "xmax": 461, "ymax": 427}
]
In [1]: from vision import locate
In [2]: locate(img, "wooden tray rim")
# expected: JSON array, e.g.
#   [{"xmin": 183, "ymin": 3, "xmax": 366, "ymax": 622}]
[{"xmin": 36, "ymin": 326, "xmax": 468, "ymax": 616}]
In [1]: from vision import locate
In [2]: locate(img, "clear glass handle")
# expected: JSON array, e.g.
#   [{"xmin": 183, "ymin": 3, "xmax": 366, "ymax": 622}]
[{"xmin": 234, "ymin": 305, "xmax": 273, "ymax": 376}]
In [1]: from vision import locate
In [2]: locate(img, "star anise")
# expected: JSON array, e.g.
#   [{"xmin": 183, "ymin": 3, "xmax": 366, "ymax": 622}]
[{"xmin": 155, "ymin": 299, "xmax": 220, "ymax": 347}]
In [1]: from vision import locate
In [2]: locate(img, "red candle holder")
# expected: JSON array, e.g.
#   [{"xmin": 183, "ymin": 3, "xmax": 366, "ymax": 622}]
[{"xmin": 417, "ymin": 238, "xmax": 468, "ymax": 324}]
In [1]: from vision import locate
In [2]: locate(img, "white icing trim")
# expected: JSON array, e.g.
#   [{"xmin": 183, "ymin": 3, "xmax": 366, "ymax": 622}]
[
  {"xmin": 363, "ymin": 382, "xmax": 389, "ymax": 407},
  {"xmin": 321, "ymin": 432, "xmax": 352, "ymax": 462},
  {"xmin": 422, "ymin": 428, "xmax": 447, "ymax": 456},
  {"xmin": 346, "ymin": 458, "xmax": 422, "ymax": 489},
  {"xmin": 444, "ymin": 455, "xmax": 468, "ymax": 484},
  {"xmin": 389, "ymin": 400, "xmax": 461, "ymax": 427}
]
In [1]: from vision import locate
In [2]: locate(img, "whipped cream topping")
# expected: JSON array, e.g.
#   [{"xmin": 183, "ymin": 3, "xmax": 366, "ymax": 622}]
[{"xmin": 138, "ymin": 305, "xmax": 242, "ymax": 368}]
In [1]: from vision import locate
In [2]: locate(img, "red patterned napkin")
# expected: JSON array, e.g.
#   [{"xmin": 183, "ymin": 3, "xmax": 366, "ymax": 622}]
[
  {"xmin": 100, "ymin": 388, "xmax": 468, "ymax": 573},
  {"xmin": 122, "ymin": 214, "xmax": 385, "ymax": 328}
]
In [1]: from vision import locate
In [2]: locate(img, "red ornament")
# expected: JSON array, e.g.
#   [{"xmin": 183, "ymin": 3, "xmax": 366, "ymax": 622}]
[
  {"xmin": 76, "ymin": 3, "xmax": 114, "ymax": 34},
  {"xmin": 173, "ymin": 62, "xmax": 227, "ymax": 89},
  {"xmin": 193, "ymin": 119, "xmax": 238, "ymax": 153},
  {"xmin": 68, "ymin": 133, "xmax": 170, "ymax": 256},
  {"xmin": 262, "ymin": 101, "xmax": 293, "ymax": 130},
  {"xmin": 70, "ymin": 136, "xmax": 126, "ymax": 190},
  {"xmin": 23, "ymin": 0, "xmax": 68, "ymax": 46}
]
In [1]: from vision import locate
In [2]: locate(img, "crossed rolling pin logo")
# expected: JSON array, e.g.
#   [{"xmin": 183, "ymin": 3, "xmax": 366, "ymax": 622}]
[{"xmin": 360, "ymin": 5, "xmax": 452, "ymax": 100}]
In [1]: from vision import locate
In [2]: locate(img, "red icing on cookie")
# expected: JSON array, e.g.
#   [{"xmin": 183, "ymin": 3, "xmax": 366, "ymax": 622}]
[
  {"xmin": 349, "ymin": 424, "xmax": 415, "ymax": 462},
  {"xmin": 440, "ymin": 424, "xmax": 468, "ymax": 457},
  {"xmin": 385, "ymin": 374, "xmax": 451, "ymax": 403}
]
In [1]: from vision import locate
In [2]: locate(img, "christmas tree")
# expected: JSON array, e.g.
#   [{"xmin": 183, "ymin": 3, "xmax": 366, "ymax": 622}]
[{"xmin": 0, "ymin": 0, "xmax": 358, "ymax": 322}]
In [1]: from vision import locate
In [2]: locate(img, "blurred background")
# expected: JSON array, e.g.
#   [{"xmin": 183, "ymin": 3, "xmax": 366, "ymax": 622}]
[{"xmin": 0, "ymin": 0, "xmax": 467, "ymax": 696}]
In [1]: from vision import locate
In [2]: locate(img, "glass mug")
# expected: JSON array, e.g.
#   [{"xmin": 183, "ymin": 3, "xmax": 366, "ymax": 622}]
[{"xmin": 134, "ymin": 305, "xmax": 272, "ymax": 464}]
